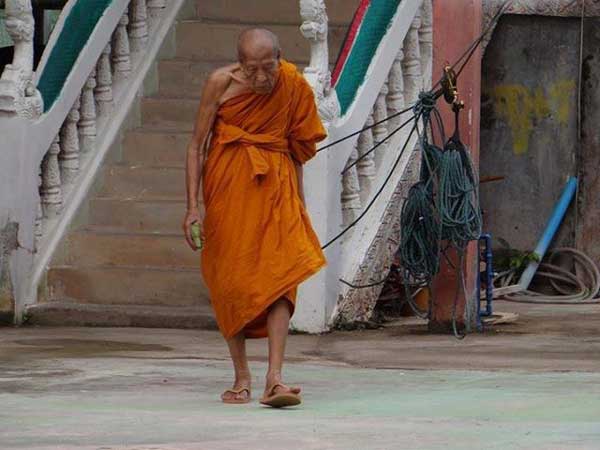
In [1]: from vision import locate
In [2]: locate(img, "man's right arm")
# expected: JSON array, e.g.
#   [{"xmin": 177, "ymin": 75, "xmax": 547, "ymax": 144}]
[{"xmin": 183, "ymin": 70, "xmax": 230, "ymax": 250}]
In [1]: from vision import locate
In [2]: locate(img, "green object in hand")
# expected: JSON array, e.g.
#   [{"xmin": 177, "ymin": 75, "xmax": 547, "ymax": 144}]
[{"xmin": 191, "ymin": 222, "xmax": 203, "ymax": 249}]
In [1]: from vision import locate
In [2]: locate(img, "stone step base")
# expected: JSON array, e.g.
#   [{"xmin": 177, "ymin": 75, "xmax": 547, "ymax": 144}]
[{"xmin": 25, "ymin": 301, "xmax": 217, "ymax": 329}]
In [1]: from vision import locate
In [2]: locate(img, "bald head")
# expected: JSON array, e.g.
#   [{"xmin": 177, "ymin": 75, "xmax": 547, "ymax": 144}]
[{"xmin": 237, "ymin": 28, "xmax": 281, "ymax": 62}]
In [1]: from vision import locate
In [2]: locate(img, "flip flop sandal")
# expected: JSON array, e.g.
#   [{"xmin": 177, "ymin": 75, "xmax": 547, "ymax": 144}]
[
  {"xmin": 259, "ymin": 383, "xmax": 302, "ymax": 408},
  {"xmin": 221, "ymin": 387, "xmax": 251, "ymax": 404}
]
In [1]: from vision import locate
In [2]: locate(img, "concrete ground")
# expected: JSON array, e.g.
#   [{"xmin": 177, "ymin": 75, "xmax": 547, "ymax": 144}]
[{"xmin": 1, "ymin": 300, "xmax": 600, "ymax": 449}]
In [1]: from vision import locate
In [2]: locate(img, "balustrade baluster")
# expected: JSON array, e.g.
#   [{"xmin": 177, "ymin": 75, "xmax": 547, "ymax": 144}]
[
  {"xmin": 112, "ymin": 9, "xmax": 132, "ymax": 80},
  {"xmin": 371, "ymin": 80, "xmax": 389, "ymax": 167},
  {"xmin": 40, "ymin": 134, "xmax": 63, "ymax": 219},
  {"xmin": 386, "ymin": 48, "xmax": 406, "ymax": 132},
  {"xmin": 58, "ymin": 98, "xmax": 81, "ymax": 184},
  {"xmin": 78, "ymin": 71, "xmax": 97, "ymax": 154},
  {"xmin": 341, "ymin": 147, "xmax": 362, "ymax": 228},
  {"xmin": 35, "ymin": 173, "xmax": 43, "ymax": 251},
  {"xmin": 419, "ymin": 0, "xmax": 433, "ymax": 78},
  {"xmin": 356, "ymin": 114, "xmax": 376, "ymax": 204},
  {"xmin": 94, "ymin": 44, "xmax": 114, "ymax": 117},
  {"xmin": 402, "ymin": 13, "xmax": 422, "ymax": 105},
  {"xmin": 128, "ymin": 0, "xmax": 149, "ymax": 52}
]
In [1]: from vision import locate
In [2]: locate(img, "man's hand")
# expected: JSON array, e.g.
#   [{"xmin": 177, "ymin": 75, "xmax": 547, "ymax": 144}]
[{"xmin": 183, "ymin": 208, "xmax": 204, "ymax": 251}]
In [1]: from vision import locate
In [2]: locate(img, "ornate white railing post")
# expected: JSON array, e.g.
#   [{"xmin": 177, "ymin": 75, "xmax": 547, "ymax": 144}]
[
  {"xmin": 294, "ymin": 0, "xmax": 343, "ymax": 333},
  {"xmin": 356, "ymin": 114, "xmax": 376, "ymax": 203},
  {"xmin": 58, "ymin": 97, "xmax": 81, "ymax": 184},
  {"xmin": 0, "ymin": 0, "xmax": 42, "ymax": 117},
  {"xmin": 94, "ymin": 43, "xmax": 114, "ymax": 117},
  {"xmin": 40, "ymin": 134, "xmax": 63, "ymax": 218},
  {"xmin": 111, "ymin": 9, "xmax": 132, "ymax": 80},
  {"xmin": 299, "ymin": 0, "xmax": 340, "ymax": 127},
  {"xmin": 341, "ymin": 147, "xmax": 362, "ymax": 228},
  {"xmin": 387, "ymin": 47, "xmax": 406, "ymax": 132},
  {"xmin": 419, "ymin": 0, "xmax": 433, "ymax": 77},
  {"xmin": 78, "ymin": 72, "xmax": 97, "ymax": 153},
  {"xmin": 128, "ymin": 0, "xmax": 149, "ymax": 52},
  {"xmin": 371, "ymin": 80, "xmax": 389, "ymax": 167},
  {"xmin": 402, "ymin": 12, "xmax": 422, "ymax": 105}
]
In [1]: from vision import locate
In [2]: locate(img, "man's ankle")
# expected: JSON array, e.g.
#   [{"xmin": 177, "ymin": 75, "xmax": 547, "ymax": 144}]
[
  {"xmin": 265, "ymin": 371, "xmax": 282, "ymax": 383},
  {"xmin": 235, "ymin": 370, "xmax": 252, "ymax": 382}
]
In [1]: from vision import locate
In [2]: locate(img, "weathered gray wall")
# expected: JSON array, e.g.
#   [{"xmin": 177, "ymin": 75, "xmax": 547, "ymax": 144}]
[
  {"xmin": 576, "ymin": 19, "xmax": 600, "ymax": 262},
  {"xmin": 480, "ymin": 15, "xmax": 581, "ymax": 252},
  {"xmin": 0, "ymin": 116, "xmax": 39, "ymax": 324}
]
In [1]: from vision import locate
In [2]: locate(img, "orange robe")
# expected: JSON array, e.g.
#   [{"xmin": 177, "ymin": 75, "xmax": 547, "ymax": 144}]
[{"xmin": 201, "ymin": 60, "xmax": 327, "ymax": 339}]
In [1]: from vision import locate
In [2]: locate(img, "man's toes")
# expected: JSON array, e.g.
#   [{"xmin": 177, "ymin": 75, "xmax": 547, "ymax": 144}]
[
  {"xmin": 272, "ymin": 384, "xmax": 301, "ymax": 395},
  {"xmin": 236, "ymin": 390, "xmax": 249, "ymax": 401}
]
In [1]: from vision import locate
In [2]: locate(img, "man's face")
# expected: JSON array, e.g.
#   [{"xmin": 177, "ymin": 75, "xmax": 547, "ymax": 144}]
[{"xmin": 240, "ymin": 48, "xmax": 280, "ymax": 95}]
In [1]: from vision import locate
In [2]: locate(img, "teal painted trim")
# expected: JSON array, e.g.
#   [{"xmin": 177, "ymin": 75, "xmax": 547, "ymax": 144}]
[
  {"xmin": 0, "ymin": 11, "xmax": 14, "ymax": 48},
  {"xmin": 37, "ymin": 0, "xmax": 113, "ymax": 112},
  {"xmin": 334, "ymin": 0, "xmax": 401, "ymax": 115}
]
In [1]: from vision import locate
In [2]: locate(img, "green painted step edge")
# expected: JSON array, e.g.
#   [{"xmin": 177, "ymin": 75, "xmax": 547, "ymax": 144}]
[
  {"xmin": 37, "ymin": 0, "xmax": 112, "ymax": 113},
  {"xmin": 335, "ymin": 0, "xmax": 401, "ymax": 116}
]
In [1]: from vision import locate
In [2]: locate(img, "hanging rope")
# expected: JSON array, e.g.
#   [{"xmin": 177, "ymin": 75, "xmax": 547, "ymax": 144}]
[
  {"xmin": 322, "ymin": 114, "xmax": 421, "ymax": 250},
  {"xmin": 322, "ymin": 1, "xmax": 509, "ymax": 332}
]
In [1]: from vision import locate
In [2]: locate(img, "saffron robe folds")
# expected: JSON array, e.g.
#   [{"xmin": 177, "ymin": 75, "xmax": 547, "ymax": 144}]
[{"xmin": 201, "ymin": 60, "xmax": 327, "ymax": 339}]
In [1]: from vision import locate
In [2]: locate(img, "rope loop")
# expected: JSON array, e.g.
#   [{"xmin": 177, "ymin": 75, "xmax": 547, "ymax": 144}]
[{"xmin": 413, "ymin": 91, "xmax": 437, "ymax": 120}]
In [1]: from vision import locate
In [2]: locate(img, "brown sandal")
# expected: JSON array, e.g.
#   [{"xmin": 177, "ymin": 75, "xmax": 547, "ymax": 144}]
[
  {"xmin": 221, "ymin": 387, "xmax": 251, "ymax": 404},
  {"xmin": 259, "ymin": 383, "xmax": 302, "ymax": 408}
]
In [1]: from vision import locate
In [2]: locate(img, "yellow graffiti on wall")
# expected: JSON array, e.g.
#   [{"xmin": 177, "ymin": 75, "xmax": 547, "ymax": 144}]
[{"xmin": 490, "ymin": 79, "xmax": 576, "ymax": 155}]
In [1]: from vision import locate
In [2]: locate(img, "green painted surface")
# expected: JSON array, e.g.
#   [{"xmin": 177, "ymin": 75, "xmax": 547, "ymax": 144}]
[
  {"xmin": 37, "ymin": 0, "xmax": 112, "ymax": 112},
  {"xmin": 334, "ymin": 0, "xmax": 401, "ymax": 115},
  {"xmin": 1, "ymin": 358, "xmax": 600, "ymax": 449},
  {"xmin": 0, "ymin": 11, "xmax": 13, "ymax": 48}
]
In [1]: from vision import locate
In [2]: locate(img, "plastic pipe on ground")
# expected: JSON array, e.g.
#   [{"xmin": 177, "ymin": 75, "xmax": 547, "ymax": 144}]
[{"xmin": 517, "ymin": 177, "xmax": 578, "ymax": 291}]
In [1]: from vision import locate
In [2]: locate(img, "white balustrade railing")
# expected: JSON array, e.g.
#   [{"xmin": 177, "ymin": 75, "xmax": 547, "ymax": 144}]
[
  {"xmin": 298, "ymin": 0, "xmax": 433, "ymax": 328},
  {"xmin": 0, "ymin": 0, "xmax": 186, "ymax": 320},
  {"xmin": 32, "ymin": 0, "xmax": 164, "ymax": 250}
]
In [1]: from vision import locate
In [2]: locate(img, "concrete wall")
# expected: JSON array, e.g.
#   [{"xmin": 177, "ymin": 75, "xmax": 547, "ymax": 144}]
[
  {"xmin": 0, "ymin": 116, "xmax": 39, "ymax": 324},
  {"xmin": 480, "ymin": 15, "xmax": 580, "ymax": 253},
  {"xmin": 576, "ymin": 18, "xmax": 600, "ymax": 262}
]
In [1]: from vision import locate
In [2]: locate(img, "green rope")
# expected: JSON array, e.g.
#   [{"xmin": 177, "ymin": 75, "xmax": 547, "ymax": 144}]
[
  {"xmin": 399, "ymin": 181, "xmax": 441, "ymax": 284},
  {"xmin": 438, "ymin": 137, "xmax": 482, "ymax": 245},
  {"xmin": 397, "ymin": 100, "xmax": 482, "ymax": 335}
]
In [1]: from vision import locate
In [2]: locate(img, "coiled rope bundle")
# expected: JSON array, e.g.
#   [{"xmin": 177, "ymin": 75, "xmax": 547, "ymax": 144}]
[{"xmin": 397, "ymin": 100, "xmax": 482, "ymax": 336}]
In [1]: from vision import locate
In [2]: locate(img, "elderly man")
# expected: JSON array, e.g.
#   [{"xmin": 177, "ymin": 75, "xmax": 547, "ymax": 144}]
[{"xmin": 182, "ymin": 28, "xmax": 327, "ymax": 407}]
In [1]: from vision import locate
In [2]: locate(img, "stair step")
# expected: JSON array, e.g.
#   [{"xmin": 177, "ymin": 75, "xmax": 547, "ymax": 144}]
[
  {"xmin": 157, "ymin": 59, "xmax": 320, "ymax": 99},
  {"xmin": 54, "ymin": 230, "xmax": 199, "ymax": 269},
  {"xmin": 89, "ymin": 198, "xmax": 185, "ymax": 233},
  {"xmin": 25, "ymin": 301, "xmax": 217, "ymax": 329},
  {"xmin": 98, "ymin": 165, "xmax": 186, "ymax": 199},
  {"xmin": 141, "ymin": 97, "xmax": 198, "ymax": 131},
  {"xmin": 196, "ymin": 0, "xmax": 359, "ymax": 26},
  {"xmin": 157, "ymin": 59, "xmax": 222, "ymax": 98},
  {"xmin": 122, "ymin": 128, "xmax": 190, "ymax": 167},
  {"xmin": 175, "ymin": 22, "xmax": 347, "ymax": 63},
  {"xmin": 46, "ymin": 266, "xmax": 210, "ymax": 306}
]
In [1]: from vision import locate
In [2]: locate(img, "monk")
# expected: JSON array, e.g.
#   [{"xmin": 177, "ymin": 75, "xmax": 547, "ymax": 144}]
[{"xmin": 182, "ymin": 28, "xmax": 327, "ymax": 407}]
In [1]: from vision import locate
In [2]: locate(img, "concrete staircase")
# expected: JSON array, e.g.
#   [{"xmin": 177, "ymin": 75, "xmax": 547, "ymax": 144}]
[{"xmin": 26, "ymin": 0, "xmax": 357, "ymax": 328}]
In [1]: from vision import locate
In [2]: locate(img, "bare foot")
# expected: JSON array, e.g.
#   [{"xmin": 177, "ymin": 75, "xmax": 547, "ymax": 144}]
[
  {"xmin": 221, "ymin": 377, "xmax": 251, "ymax": 403},
  {"xmin": 262, "ymin": 382, "xmax": 301, "ymax": 398},
  {"xmin": 260, "ymin": 374, "xmax": 301, "ymax": 407}
]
